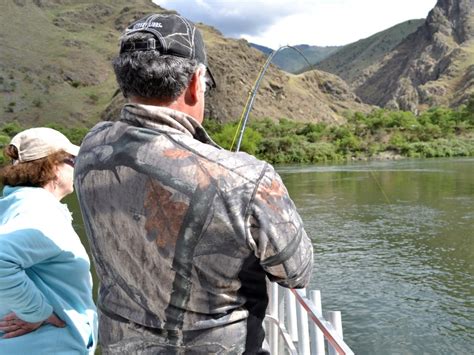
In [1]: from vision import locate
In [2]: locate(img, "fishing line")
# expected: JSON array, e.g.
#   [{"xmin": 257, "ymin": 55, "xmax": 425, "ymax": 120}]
[
  {"xmin": 232, "ymin": 45, "xmax": 391, "ymax": 203},
  {"xmin": 369, "ymin": 170, "xmax": 391, "ymax": 204}
]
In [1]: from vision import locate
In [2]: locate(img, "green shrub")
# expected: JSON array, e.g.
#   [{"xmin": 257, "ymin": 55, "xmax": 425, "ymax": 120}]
[
  {"xmin": 208, "ymin": 121, "xmax": 262, "ymax": 155},
  {"xmin": 1, "ymin": 121, "xmax": 23, "ymax": 136},
  {"xmin": 202, "ymin": 117, "xmax": 224, "ymax": 135},
  {"xmin": 33, "ymin": 98, "xmax": 43, "ymax": 108},
  {"xmin": 337, "ymin": 134, "xmax": 362, "ymax": 154},
  {"xmin": 305, "ymin": 142, "xmax": 340, "ymax": 162},
  {"xmin": 414, "ymin": 123, "xmax": 442, "ymax": 141},
  {"xmin": 206, "ymin": 106, "xmax": 473, "ymax": 164},
  {"xmin": 258, "ymin": 136, "xmax": 307, "ymax": 164},
  {"xmin": 388, "ymin": 132, "xmax": 408, "ymax": 152},
  {"xmin": 392, "ymin": 111, "xmax": 419, "ymax": 130},
  {"xmin": 88, "ymin": 94, "xmax": 99, "ymax": 104},
  {"xmin": 44, "ymin": 123, "xmax": 88, "ymax": 145}
]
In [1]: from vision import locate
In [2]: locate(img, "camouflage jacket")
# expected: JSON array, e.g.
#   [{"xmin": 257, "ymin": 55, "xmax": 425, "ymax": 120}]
[{"xmin": 74, "ymin": 104, "xmax": 313, "ymax": 347}]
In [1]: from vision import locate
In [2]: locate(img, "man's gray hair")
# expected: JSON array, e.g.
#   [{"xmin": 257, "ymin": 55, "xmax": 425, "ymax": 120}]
[{"xmin": 113, "ymin": 32, "xmax": 202, "ymax": 100}]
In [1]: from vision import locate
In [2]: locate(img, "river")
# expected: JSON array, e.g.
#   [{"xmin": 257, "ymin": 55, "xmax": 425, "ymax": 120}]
[{"xmin": 67, "ymin": 157, "xmax": 473, "ymax": 354}]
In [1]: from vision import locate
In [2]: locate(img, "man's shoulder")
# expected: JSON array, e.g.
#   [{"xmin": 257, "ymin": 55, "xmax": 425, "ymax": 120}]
[
  {"xmin": 189, "ymin": 140, "xmax": 272, "ymax": 183},
  {"xmin": 82, "ymin": 121, "xmax": 121, "ymax": 143},
  {"xmin": 77, "ymin": 118, "xmax": 275, "ymax": 185},
  {"xmin": 79, "ymin": 119, "xmax": 161, "ymax": 153}
]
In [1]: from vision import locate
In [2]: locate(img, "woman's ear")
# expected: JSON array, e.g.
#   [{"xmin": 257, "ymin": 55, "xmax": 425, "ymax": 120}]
[{"xmin": 54, "ymin": 163, "xmax": 61, "ymax": 175}]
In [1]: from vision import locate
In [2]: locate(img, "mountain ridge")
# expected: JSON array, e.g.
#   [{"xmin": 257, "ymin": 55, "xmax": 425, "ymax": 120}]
[
  {"xmin": 0, "ymin": 0, "xmax": 371, "ymax": 128},
  {"xmin": 1, "ymin": 0, "xmax": 472, "ymax": 129},
  {"xmin": 251, "ymin": 43, "xmax": 341, "ymax": 73},
  {"xmin": 354, "ymin": 0, "xmax": 474, "ymax": 111},
  {"xmin": 251, "ymin": 20, "xmax": 423, "ymax": 78},
  {"xmin": 314, "ymin": 19, "xmax": 426, "ymax": 84}
]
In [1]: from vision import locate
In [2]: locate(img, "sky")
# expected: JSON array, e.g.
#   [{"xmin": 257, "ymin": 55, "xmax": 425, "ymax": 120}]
[{"xmin": 154, "ymin": 0, "xmax": 438, "ymax": 49}]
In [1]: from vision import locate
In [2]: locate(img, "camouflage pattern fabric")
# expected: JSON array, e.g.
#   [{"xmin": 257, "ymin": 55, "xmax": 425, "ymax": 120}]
[
  {"xmin": 98, "ymin": 309, "xmax": 247, "ymax": 354},
  {"xmin": 74, "ymin": 103, "xmax": 313, "ymax": 353}
]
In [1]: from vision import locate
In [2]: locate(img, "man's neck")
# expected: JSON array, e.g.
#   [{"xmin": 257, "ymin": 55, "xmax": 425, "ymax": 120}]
[
  {"xmin": 129, "ymin": 96, "xmax": 173, "ymax": 107},
  {"xmin": 129, "ymin": 95, "xmax": 203, "ymax": 124}
]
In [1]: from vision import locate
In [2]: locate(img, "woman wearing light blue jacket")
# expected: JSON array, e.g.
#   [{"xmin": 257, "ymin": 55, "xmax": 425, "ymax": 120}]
[{"xmin": 0, "ymin": 128, "xmax": 97, "ymax": 354}]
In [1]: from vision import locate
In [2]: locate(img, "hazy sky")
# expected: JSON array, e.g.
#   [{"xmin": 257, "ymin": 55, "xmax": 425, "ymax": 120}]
[{"xmin": 155, "ymin": 0, "xmax": 438, "ymax": 48}]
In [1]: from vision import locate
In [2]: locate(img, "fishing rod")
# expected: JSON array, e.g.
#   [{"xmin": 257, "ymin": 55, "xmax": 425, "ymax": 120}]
[
  {"xmin": 230, "ymin": 45, "xmax": 391, "ymax": 204},
  {"xmin": 231, "ymin": 45, "xmax": 313, "ymax": 152},
  {"xmin": 228, "ymin": 46, "xmax": 357, "ymax": 354}
]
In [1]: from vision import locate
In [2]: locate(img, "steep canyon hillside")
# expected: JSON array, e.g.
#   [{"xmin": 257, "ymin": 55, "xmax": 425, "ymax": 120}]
[
  {"xmin": 1, "ymin": 0, "xmax": 471, "ymax": 128},
  {"xmin": 315, "ymin": 19, "xmax": 425, "ymax": 84},
  {"xmin": 353, "ymin": 0, "xmax": 474, "ymax": 111},
  {"xmin": 258, "ymin": 0, "xmax": 473, "ymax": 113},
  {"xmin": 0, "ymin": 0, "xmax": 370, "ymax": 128}
]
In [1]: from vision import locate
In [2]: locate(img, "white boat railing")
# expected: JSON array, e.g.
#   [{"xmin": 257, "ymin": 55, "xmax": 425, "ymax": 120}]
[{"xmin": 264, "ymin": 282, "xmax": 355, "ymax": 355}]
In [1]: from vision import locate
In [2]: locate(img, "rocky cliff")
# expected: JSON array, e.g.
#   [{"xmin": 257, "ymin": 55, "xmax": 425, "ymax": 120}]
[{"xmin": 354, "ymin": 0, "xmax": 474, "ymax": 111}]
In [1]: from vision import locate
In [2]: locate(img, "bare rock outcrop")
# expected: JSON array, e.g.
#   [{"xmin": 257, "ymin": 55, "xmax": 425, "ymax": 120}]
[{"xmin": 355, "ymin": 0, "xmax": 474, "ymax": 111}]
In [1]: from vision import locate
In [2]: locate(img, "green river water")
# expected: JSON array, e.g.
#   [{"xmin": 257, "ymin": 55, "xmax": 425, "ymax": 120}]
[{"xmin": 66, "ymin": 157, "xmax": 473, "ymax": 354}]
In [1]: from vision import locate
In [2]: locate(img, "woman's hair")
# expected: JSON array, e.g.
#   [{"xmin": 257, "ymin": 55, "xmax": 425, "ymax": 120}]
[{"xmin": 1, "ymin": 145, "xmax": 70, "ymax": 187}]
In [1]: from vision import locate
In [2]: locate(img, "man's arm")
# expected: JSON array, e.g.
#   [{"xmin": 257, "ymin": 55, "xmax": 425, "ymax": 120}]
[{"xmin": 247, "ymin": 164, "xmax": 314, "ymax": 288}]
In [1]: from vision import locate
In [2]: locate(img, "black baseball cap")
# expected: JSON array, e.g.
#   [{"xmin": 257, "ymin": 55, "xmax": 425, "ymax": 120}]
[{"xmin": 120, "ymin": 14, "xmax": 216, "ymax": 89}]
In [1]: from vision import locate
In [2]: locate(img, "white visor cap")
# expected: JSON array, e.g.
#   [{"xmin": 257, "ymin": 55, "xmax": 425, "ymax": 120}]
[{"xmin": 10, "ymin": 127, "xmax": 80, "ymax": 163}]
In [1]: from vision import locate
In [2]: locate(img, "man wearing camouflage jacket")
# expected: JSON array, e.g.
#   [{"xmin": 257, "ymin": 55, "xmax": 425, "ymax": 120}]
[{"xmin": 74, "ymin": 13, "xmax": 313, "ymax": 354}]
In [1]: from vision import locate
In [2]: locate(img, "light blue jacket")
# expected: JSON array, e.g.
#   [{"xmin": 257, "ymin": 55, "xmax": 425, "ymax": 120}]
[{"xmin": 0, "ymin": 186, "xmax": 97, "ymax": 354}]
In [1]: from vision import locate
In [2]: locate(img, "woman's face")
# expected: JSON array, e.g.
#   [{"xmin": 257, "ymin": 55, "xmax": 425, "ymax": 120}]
[{"xmin": 55, "ymin": 156, "xmax": 75, "ymax": 198}]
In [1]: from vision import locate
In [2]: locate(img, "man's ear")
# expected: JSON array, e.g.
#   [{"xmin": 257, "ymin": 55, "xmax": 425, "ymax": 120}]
[{"xmin": 185, "ymin": 71, "xmax": 201, "ymax": 105}]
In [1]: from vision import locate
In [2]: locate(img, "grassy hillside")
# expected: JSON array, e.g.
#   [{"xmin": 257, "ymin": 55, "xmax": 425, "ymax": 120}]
[
  {"xmin": 314, "ymin": 19, "xmax": 424, "ymax": 84},
  {"xmin": 0, "ymin": 0, "xmax": 373, "ymax": 130},
  {"xmin": 0, "ymin": 0, "xmax": 160, "ymax": 128}
]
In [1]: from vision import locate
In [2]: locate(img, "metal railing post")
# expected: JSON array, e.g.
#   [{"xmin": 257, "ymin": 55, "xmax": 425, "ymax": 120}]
[
  {"xmin": 295, "ymin": 288, "xmax": 311, "ymax": 355},
  {"xmin": 278, "ymin": 285, "xmax": 286, "ymax": 353},
  {"xmin": 265, "ymin": 285, "xmax": 354, "ymax": 355},
  {"xmin": 310, "ymin": 290, "xmax": 326, "ymax": 355},
  {"xmin": 328, "ymin": 311, "xmax": 343, "ymax": 355},
  {"xmin": 292, "ymin": 289, "xmax": 354, "ymax": 355},
  {"xmin": 285, "ymin": 288, "xmax": 299, "ymax": 343},
  {"xmin": 269, "ymin": 282, "xmax": 279, "ymax": 354}
]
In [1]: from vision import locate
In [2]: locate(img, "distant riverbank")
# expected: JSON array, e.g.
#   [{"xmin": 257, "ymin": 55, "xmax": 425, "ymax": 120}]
[
  {"xmin": 204, "ymin": 103, "xmax": 474, "ymax": 164},
  {"xmin": 1, "ymin": 102, "xmax": 473, "ymax": 166}
]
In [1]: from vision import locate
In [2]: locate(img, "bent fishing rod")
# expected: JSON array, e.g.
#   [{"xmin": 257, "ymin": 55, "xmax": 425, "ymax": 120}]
[
  {"xmin": 228, "ymin": 46, "xmax": 391, "ymax": 204},
  {"xmin": 229, "ymin": 47, "xmax": 356, "ymax": 354},
  {"xmin": 230, "ymin": 45, "xmax": 313, "ymax": 152}
]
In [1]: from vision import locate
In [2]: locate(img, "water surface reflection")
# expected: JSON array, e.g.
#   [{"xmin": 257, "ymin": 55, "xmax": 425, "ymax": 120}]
[{"xmin": 279, "ymin": 158, "xmax": 473, "ymax": 354}]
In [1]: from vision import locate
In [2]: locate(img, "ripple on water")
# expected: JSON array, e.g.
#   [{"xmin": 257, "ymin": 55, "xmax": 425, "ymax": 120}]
[{"xmin": 300, "ymin": 199, "xmax": 473, "ymax": 354}]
